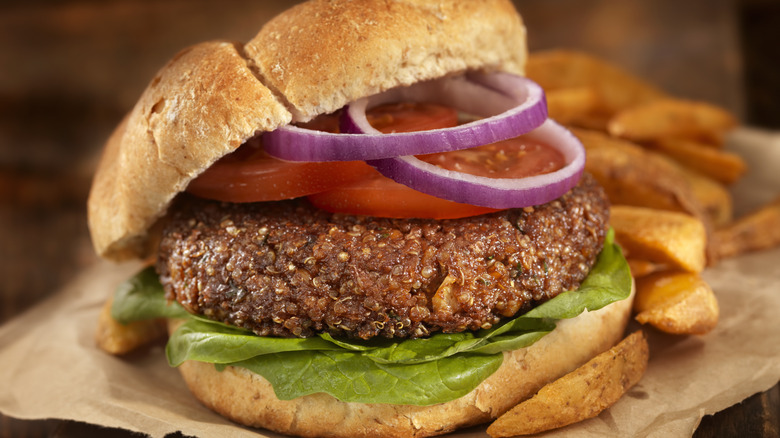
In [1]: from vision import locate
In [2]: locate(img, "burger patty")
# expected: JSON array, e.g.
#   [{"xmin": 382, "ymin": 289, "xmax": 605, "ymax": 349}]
[{"xmin": 157, "ymin": 173, "xmax": 609, "ymax": 340}]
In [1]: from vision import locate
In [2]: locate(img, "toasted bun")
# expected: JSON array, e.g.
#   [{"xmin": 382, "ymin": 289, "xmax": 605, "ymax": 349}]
[
  {"xmin": 87, "ymin": 0, "xmax": 527, "ymax": 261},
  {"xmin": 173, "ymin": 286, "xmax": 634, "ymax": 438}
]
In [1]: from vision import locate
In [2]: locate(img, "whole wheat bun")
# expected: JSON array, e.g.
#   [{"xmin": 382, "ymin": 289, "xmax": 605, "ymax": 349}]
[
  {"xmin": 173, "ymin": 286, "xmax": 634, "ymax": 438},
  {"xmin": 87, "ymin": 0, "xmax": 527, "ymax": 260}
]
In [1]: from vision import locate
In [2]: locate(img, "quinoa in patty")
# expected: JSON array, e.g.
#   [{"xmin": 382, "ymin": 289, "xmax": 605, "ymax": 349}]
[{"xmin": 157, "ymin": 173, "xmax": 609, "ymax": 340}]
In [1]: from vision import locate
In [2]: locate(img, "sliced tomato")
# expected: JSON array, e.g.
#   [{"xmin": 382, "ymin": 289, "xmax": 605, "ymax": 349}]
[
  {"xmin": 367, "ymin": 102, "xmax": 459, "ymax": 134},
  {"xmin": 187, "ymin": 103, "xmax": 459, "ymax": 204},
  {"xmin": 186, "ymin": 140, "xmax": 375, "ymax": 203},
  {"xmin": 308, "ymin": 101, "xmax": 565, "ymax": 218},
  {"xmin": 307, "ymin": 168, "xmax": 502, "ymax": 219},
  {"xmin": 307, "ymin": 137, "xmax": 563, "ymax": 219},
  {"xmin": 187, "ymin": 101, "xmax": 563, "ymax": 219},
  {"xmin": 305, "ymin": 102, "xmax": 504, "ymax": 219},
  {"xmin": 417, "ymin": 136, "xmax": 564, "ymax": 178}
]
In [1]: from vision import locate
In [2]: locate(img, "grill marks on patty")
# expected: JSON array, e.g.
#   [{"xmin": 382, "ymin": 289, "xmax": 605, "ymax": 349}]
[{"xmin": 157, "ymin": 174, "xmax": 609, "ymax": 340}]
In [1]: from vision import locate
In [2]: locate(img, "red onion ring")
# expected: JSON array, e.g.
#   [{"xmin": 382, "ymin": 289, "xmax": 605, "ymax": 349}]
[
  {"xmin": 366, "ymin": 119, "xmax": 586, "ymax": 209},
  {"xmin": 262, "ymin": 73, "xmax": 547, "ymax": 162}
]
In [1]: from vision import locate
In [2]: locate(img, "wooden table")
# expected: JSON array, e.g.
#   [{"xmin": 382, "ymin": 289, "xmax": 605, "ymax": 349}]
[{"xmin": 1, "ymin": 0, "xmax": 778, "ymax": 436}]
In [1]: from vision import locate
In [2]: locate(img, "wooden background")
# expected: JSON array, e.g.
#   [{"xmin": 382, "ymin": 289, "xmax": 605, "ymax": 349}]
[{"xmin": 0, "ymin": 0, "xmax": 778, "ymax": 436}]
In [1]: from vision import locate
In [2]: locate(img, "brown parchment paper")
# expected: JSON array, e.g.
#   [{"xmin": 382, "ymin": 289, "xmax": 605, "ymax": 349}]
[{"xmin": 1, "ymin": 127, "xmax": 779, "ymax": 438}]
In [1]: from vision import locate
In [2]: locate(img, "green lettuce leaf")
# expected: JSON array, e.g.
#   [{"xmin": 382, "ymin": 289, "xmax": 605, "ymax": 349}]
[
  {"xmin": 110, "ymin": 266, "xmax": 188, "ymax": 323},
  {"xmin": 233, "ymin": 348, "xmax": 504, "ymax": 405},
  {"xmin": 111, "ymin": 230, "xmax": 630, "ymax": 405},
  {"xmin": 166, "ymin": 318, "xmax": 343, "ymax": 366}
]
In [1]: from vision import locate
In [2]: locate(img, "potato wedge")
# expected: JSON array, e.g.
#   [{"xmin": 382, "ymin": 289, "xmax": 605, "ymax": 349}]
[
  {"xmin": 567, "ymin": 112, "xmax": 612, "ymax": 131},
  {"xmin": 634, "ymin": 271, "xmax": 719, "ymax": 335},
  {"xmin": 647, "ymin": 137, "xmax": 747, "ymax": 185},
  {"xmin": 95, "ymin": 298, "xmax": 166, "ymax": 355},
  {"xmin": 610, "ymin": 205, "xmax": 707, "ymax": 273},
  {"xmin": 574, "ymin": 128, "xmax": 708, "ymax": 219},
  {"xmin": 487, "ymin": 331, "xmax": 649, "ymax": 437},
  {"xmin": 712, "ymin": 197, "xmax": 780, "ymax": 260},
  {"xmin": 677, "ymin": 167, "xmax": 733, "ymax": 227},
  {"xmin": 627, "ymin": 258, "xmax": 662, "ymax": 278},
  {"xmin": 607, "ymin": 98, "xmax": 737, "ymax": 145},
  {"xmin": 545, "ymin": 86, "xmax": 601, "ymax": 126},
  {"xmin": 526, "ymin": 50, "xmax": 666, "ymax": 114}
]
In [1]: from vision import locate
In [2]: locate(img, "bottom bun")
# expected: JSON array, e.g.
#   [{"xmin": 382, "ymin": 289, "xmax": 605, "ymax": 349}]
[{"xmin": 175, "ymin": 285, "xmax": 634, "ymax": 438}]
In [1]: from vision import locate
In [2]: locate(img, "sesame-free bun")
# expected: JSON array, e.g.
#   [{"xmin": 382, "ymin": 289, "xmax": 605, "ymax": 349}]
[
  {"xmin": 172, "ymin": 286, "xmax": 634, "ymax": 438},
  {"xmin": 87, "ymin": 0, "xmax": 527, "ymax": 260},
  {"xmin": 87, "ymin": 41, "xmax": 292, "ymax": 260},
  {"xmin": 245, "ymin": 0, "xmax": 527, "ymax": 122}
]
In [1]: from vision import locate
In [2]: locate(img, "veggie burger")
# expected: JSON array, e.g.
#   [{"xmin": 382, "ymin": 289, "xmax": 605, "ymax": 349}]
[{"xmin": 89, "ymin": 0, "xmax": 634, "ymax": 436}]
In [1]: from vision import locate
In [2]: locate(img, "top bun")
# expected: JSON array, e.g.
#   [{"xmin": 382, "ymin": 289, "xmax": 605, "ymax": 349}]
[{"xmin": 87, "ymin": 0, "xmax": 527, "ymax": 260}]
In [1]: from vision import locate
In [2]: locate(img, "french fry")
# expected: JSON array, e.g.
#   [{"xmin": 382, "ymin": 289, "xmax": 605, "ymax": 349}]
[
  {"xmin": 607, "ymin": 98, "xmax": 737, "ymax": 145},
  {"xmin": 634, "ymin": 271, "xmax": 719, "ymax": 335},
  {"xmin": 647, "ymin": 137, "xmax": 747, "ymax": 184},
  {"xmin": 712, "ymin": 197, "xmax": 780, "ymax": 260},
  {"xmin": 610, "ymin": 205, "xmax": 707, "ymax": 273},
  {"xmin": 95, "ymin": 298, "xmax": 166, "ymax": 355},
  {"xmin": 526, "ymin": 50, "xmax": 666, "ymax": 114},
  {"xmin": 487, "ymin": 331, "xmax": 649, "ymax": 437}
]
